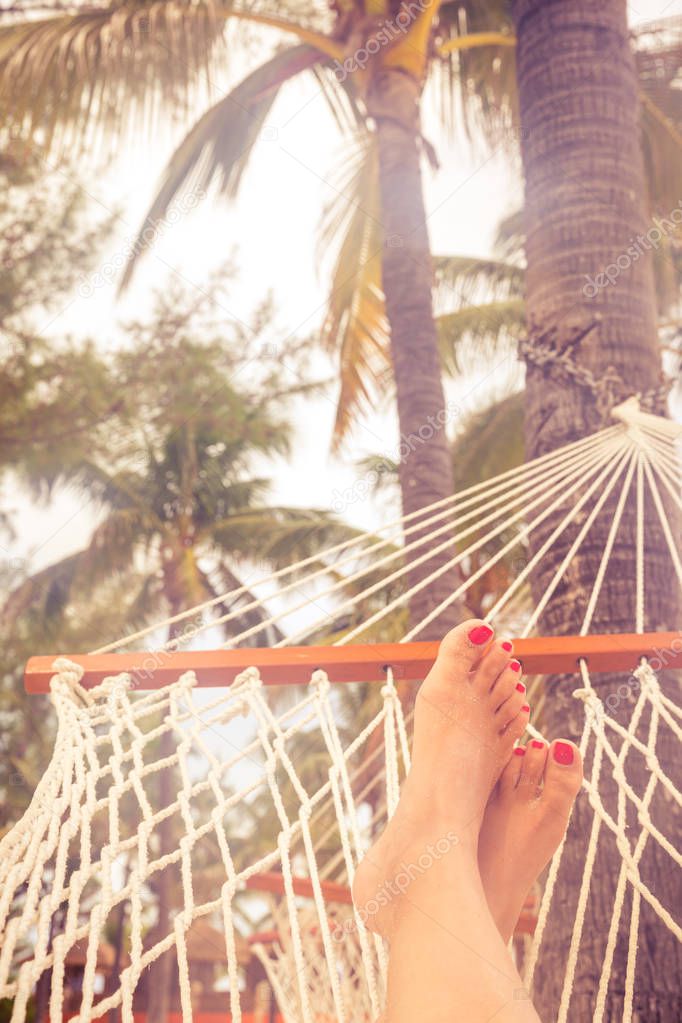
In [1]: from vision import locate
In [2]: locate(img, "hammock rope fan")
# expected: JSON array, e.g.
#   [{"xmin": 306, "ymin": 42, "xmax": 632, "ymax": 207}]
[{"xmin": 1, "ymin": 396, "xmax": 681, "ymax": 1023}]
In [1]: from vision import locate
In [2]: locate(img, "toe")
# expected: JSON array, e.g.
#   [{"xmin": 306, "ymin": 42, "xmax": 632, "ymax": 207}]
[
  {"xmin": 542, "ymin": 739, "xmax": 583, "ymax": 815},
  {"xmin": 427, "ymin": 619, "xmax": 495, "ymax": 693},
  {"xmin": 490, "ymin": 660, "xmax": 525, "ymax": 710},
  {"xmin": 500, "ymin": 700, "xmax": 530, "ymax": 744},
  {"xmin": 495, "ymin": 683, "xmax": 527, "ymax": 729},
  {"xmin": 473, "ymin": 640, "xmax": 517, "ymax": 695},
  {"xmin": 498, "ymin": 745, "xmax": 526, "ymax": 794},
  {"xmin": 518, "ymin": 739, "xmax": 548, "ymax": 795}
]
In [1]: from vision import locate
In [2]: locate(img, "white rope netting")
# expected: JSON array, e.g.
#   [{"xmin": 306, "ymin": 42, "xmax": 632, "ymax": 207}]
[{"xmin": 0, "ymin": 398, "xmax": 680, "ymax": 1022}]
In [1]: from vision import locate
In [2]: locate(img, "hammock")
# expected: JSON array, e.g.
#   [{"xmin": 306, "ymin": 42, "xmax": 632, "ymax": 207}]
[{"xmin": 1, "ymin": 397, "xmax": 680, "ymax": 1023}]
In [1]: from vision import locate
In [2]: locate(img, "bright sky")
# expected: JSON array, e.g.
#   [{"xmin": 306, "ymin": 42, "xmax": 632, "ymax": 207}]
[{"xmin": 5, "ymin": 0, "xmax": 679, "ymax": 586}]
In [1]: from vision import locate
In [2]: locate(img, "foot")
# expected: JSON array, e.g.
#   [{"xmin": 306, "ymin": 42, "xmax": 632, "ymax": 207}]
[
  {"xmin": 352, "ymin": 620, "xmax": 530, "ymax": 938},
  {"xmin": 479, "ymin": 735, "xmax": 583, "ymax": 942}
]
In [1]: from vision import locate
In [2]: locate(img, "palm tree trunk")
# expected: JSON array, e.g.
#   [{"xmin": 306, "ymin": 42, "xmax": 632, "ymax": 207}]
[
  {"xmin": 146, "ymin": 738, "xmax": 175, "ymax": 1023},
  {"xmin": 146, "ymin": 610, "xmax": 182, "ymax": 1023},
  {"xmin": 511, "ymin": 0, "xmax": 681, "ymax": 1018},
  {"xmin": 367, "ymin": 68, "xmax": 460, "ymax": 640}
]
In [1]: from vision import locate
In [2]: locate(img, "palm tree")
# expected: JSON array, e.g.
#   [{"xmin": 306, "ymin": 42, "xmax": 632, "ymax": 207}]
[
  {"xmin": 431, "ymin": 199, "xmax": 681, "ymax": 480},
  {"xmin": 4, "ymin": 8, "xmax": 682, "ymax": 1010},
  {"xmin": 3, "ymin": 5, "xmax": 679, "ymax": 637},
  {"xmin": 509, "ymin": 1, "xmax": 681, "ymax": 1018},
  {"xmin": 0, "ymin": 1, "xmax": 519, "ymax": 637},
  {"xmin": 1, "ymin": 283, "xmax": 363, "ymax": 1023}
]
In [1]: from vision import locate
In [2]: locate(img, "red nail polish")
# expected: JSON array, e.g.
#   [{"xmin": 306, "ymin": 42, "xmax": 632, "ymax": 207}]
[
  {"xmin": 516, "ymin": 682, "xmax": 526, "ymax": 693},
  {"xmin": 501, "ymin": 641, "xmax": 513, "ymax": 652},
  {"xmin": 509, "ymin": 660, "xmax": 521, "ymax": 672},
  {"xmin": 521, "ymin": 704, "xmax": 530, "ymax": 714},
  {"xmin": 531, "ymin": 740, "xmax": 545, "ymax": 749},
  {"xmin": 468, "ymin": 624, "xmax": 493, "ymax": 645},
  {"xmin": 513, "ymin": 747, "xmax": 526, "ymax": 757},
  {"xmin": 554, "ymin": 741, "xmax": 574, "ymax": 765}
]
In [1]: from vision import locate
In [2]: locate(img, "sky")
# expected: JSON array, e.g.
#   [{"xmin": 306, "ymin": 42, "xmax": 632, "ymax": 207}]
[{"xmin": 4, "ymin": 0, "xmax": 681, "ymax": 594}]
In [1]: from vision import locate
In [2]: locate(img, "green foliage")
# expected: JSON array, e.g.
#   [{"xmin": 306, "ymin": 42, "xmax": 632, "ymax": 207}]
[
  {"xmin": 435, "ymin": 0, "xmax": 518, "ymax": 147},
  {"xmin": 437, "ymin": 299, "xmax": 525, "ymax": 373},
  {"xmin": 0, "ymin": 147, "xmax": 102, "ymax": 327},
  {"xmin": 119, "ymin": 44, "xmax": 329, "ymax": 290},
  {"xmin": 0, "ymin": 1, "xmax": 227, "ymax": 152},
  {"xmin": 4, "ymin": 4, "xmax": 680, "ymax": 451},
  {"xmin": 450, "ymin": 391, "xmax": 525, "ymax": 491},
  {"xmin": 320, "ymin": 136, "xmax": 389, "ymax": 445},
  {"xmin": 0, "ymin": 270, "xmax": 365, "ymax": 838},
  {"xmin": 3, "ymin": 279, "xmax": 356, "ymax": 645}
]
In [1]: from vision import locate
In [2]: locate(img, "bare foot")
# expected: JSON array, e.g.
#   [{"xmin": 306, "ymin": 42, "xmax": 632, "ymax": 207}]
[
  {"xmin": 353, "ymin": 619, "xmax": 530, "ymax": 938},
  {"xmin": 479, "ymin": 736, "xmax": 584, "ymax": 942}
]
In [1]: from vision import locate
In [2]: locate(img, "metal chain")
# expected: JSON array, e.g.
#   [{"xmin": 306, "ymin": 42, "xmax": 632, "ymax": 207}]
[{"xmin": 519, "ymin": 330, "xmax": 672, "ymax": 421}]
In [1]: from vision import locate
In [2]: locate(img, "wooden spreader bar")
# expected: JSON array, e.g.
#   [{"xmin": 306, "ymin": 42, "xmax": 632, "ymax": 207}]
[
  {"xmin": 243, "ymin": 871, "xmax": 538, "ymax": 938},
  {"xmin": 24, "ymin": 632, "xmax": 682, "ymax": 693},
  {"xmin": 245, "ymin": 870, "xmax": 352, "ymax": 906}
]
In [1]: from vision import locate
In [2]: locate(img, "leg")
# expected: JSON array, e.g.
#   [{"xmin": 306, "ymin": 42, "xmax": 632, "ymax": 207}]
[{"xmin": 353, "ymin": 620, "xmax": 540, "ymax": 1021}]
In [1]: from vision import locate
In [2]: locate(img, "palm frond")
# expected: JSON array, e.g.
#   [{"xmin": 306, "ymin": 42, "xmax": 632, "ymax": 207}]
[
  {"xmin": 120, "ymin": 43, "xmax": 325, "ymax": 290},
  {"xmin": 451, "ymin": 391, "xmax": 524, "ymax": 490},
  {"xmin": 319, "ymin": 134, "xmax": 391, "ymax": 449},
  {"xmin": 635, "ymin": 18, "xmax": 682, "ymax": 213},
  {"xmin": 309, "ymin": 60, "xmax": 365, "ymax": 135},
  {"xmin": 434, "ymin": 254, "xmax": 524, "ymax": 305},
  {"xmin": 208, "ymin": 506, "xmax": 362, "ymax": 570},
  {"xmin": 353, "ymin": 453, "xmax": 399, "ymax": 495},
  {"xmin": 494, "ymin": 207, "xmax": 525, "ymax": 259},
  {"xmin": 433, "ymin": 2, "xmax": 518, "ymax": 148},
  {"xmin": 2, "ymin": 505, "xmax": 150, "ymax": 628},
  {"xmin": 437, "ymin": 298, "xmax": 525, "ymax": 374},
  {"xmin": 0, "ymin": 2, "xmax": 227, "ymax": 152},
  {"xmin": 208, "ymin": 561, "xmax": 285, "ymax": 646}
]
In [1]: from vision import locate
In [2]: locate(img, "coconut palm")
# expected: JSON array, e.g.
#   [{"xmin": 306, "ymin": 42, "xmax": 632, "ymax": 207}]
[
  {"xmin": 1, "ymin": 281, "xmax": 365, "ymax": 1023},
  {"xmin": 0, "ymin": 1, "xmax": 519, "ymax": 637},
  {"xmin": 432, "ymin": 197, "xmax": 681, "ymax": 484},
  {"xmin": 3, "ymin": 4, "xmax": 681, "ymax": 636},
  {"xmin": 4, "ymin": 6, "xmax": 682, "ymax": 1014},
  {"xmin": 509, "ymin": 1, "xmax": 681, "ymax": 1018}
]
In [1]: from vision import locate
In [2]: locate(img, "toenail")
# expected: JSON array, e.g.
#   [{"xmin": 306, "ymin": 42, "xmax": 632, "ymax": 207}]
[
  {"xmin": 516, "ymin": 682, "xmax": 525, "ymax": 693},
  {"xmin": 553, "ymin": 741, "xmax": 574, "ymax": 765},
  {"xmin": 531, "ymin": 740, "xmax": 545, "ymax": 749},
  {"xmin": 513, "ymin": 747, "xmax": 526, "ymax": 756},
  {"xmin": 501, "ymin": 641, "xmax": 513, "ymax": 652},
  {"xmin": 521, "ymin": 704, "xmax": 530, "ymax": 714},
  {"xmin": 509, "ymin": 660, "xmax": 521, "ymax": 672},
  {"xmin": 468, "ymin": 624, "xmax": 493, "ymax": 645}
]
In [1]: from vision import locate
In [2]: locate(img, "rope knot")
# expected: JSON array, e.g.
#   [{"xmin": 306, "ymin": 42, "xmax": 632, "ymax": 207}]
[
  {"xmin": 634, "ymin": 661, "xmax": 660, "ymax": 694},
  {"xmin": 310, "ymin": 669, "xmax": 330, "ymax": 694},
  {"xmin": 104, "ymin": 674, "xmax": 133, "ymax": 709},
  {"xmin": 53, "ymin": 657, "xmax": 85, "ymax": 684},
  {"xmin": 177, "ymin": 670, "xmax": 198, "ymax": 690},
  {"xmin": 235, "ymin": 666, "xmax": 262, "ymax": 689}
]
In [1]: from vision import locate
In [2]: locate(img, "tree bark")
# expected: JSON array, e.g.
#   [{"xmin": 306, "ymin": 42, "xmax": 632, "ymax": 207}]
[
  {"xmin": 367, "ymin": 68, "xmax": 460, "ymax": 641},
  {"xmin": 511, "ymin": 1, "xmax": 681, "ymax": 1018},
  {"xmin": 145, "ymin": 735, "xmax": 175, "ymax": 1023},
  {"xmin": 146, "ymin": 605, "xmax": 183, "ymax": 1023}
]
